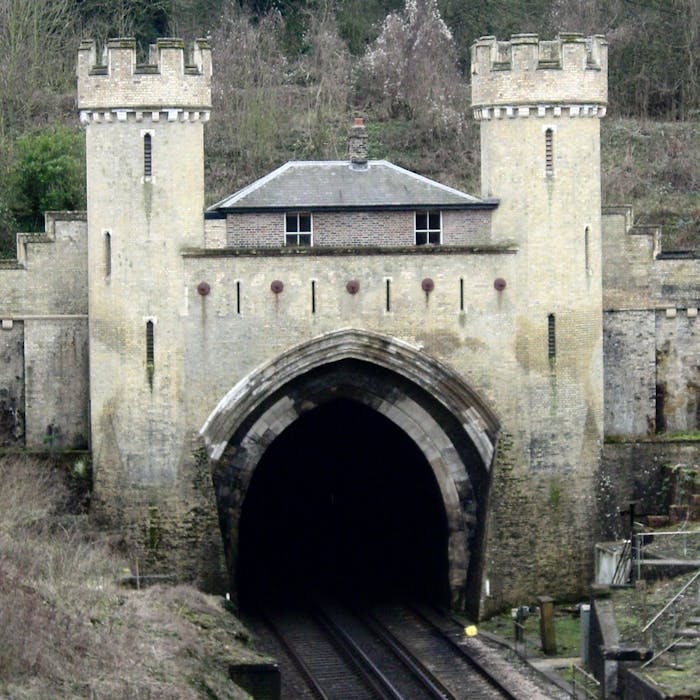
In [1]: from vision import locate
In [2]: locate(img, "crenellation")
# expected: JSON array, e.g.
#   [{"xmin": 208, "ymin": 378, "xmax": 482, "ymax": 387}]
[
  {"xmin": 510, "ymin": 33, "xmax": 539, "ymax": 70},
  {"xmin": 471, "ymin": 33, "xmax": 608, "ymax": 111},
  {"xmin": 538, "ymin": 39, "xmax": 561, "ymax": 67},
  {"xmin": 77, "ymin": 37, "xmax": 211, "ymax": 113}
]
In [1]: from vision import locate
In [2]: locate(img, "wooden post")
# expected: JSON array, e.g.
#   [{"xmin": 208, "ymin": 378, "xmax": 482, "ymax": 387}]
[{"xmin": 538, "ymin": 595, "xmax": 557, "ymax": 655}]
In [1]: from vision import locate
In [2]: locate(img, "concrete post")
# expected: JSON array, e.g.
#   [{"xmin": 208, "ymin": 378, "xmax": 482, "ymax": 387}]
[
  {"xmin": 538, "ymin": 595, "xmax": 557, "ymax": 655},
  {"xmin": 580, "ymin": 603, "xmax": 591, "ymax": 665}
]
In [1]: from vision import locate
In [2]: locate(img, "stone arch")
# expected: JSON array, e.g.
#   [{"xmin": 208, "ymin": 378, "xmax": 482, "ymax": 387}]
[{"xmin": 200, "ymin": 328, "xmax": 500, "ymax": 610}]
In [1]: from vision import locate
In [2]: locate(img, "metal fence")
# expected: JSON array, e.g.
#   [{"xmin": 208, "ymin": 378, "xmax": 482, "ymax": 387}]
[{"xmin": 570, "ymin": 663, "xmax": 600, "ymax": 699}]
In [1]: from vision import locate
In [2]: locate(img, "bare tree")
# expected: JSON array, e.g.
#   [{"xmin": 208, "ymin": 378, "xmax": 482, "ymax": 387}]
[
  {"xmin": 0, "ymin": 0, "xmax": 77, "ymax": 136},
  {"xmin": 359, "ymin": 0, "xmax": 467, "ymax": 133},
  {"xmin": 206, "ymin": 3, "xmax": 290, "ymax": 200},
  {"xmin": 297, "ymin": 1, "xmax": 353, "ymax": 157}
]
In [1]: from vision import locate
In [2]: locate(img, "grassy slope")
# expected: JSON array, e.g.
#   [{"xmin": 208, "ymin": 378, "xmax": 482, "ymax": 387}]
[
  {"xmin": 0, "ymin": 456, "xmax": 268, "ymax": 700},
  {"xmin": 601, "ymin": 119, "xmax": 700, "ymax": 250}
]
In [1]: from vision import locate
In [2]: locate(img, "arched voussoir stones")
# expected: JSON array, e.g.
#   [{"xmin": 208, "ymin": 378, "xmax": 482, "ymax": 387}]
[
  {"xmin": 201, "ymin": 327, "xmax": 499, "ymax": 464},
  {"xmin": 199, "ymin": 328, "xmax": 500, "ymax": 610}
]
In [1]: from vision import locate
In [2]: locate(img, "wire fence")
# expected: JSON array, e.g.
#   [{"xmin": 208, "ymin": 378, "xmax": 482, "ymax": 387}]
[{"xmin": 570, "ymin": 663, "xmax": 600, "ymax": 699}]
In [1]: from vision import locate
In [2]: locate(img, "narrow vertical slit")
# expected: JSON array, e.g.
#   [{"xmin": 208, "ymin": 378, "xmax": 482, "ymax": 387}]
[
  {"xmin": 146, "ymin": 320, "xmax": 155, "ymax": 388},
  {"xmin": 547, "ymin": 313, "xmax": 556, "ymax": 360},
  {"xmin": 584, "ymin": 226, "xmax": 590, "ymax": 275},
  {"xmin": 385, "ymin": 279, "xmax": 391, "ymax": 312},
  {"xmin": 655, "ymin": 384, "xmax": 666, "ymax": 433},
  {"xmin": 144, "ymin": 133, "xmax": 152, "ymax": 177},
  {"xmin": 104, "ymin": 232, "xmax": 111, "ymax": 278},
  {"xmin": 236, "ymin": 281, "xmax": 241, "ymax": 315},
  {"xmin": 459, "ymin": 277, "xmax": 464, "ymax": 311},
  {"xmin": 545, "ymin": 128, "xmax": 553, "ymax": 176},
  {"xmin": 311, "ymin": 280, "xmax": 316, "ymax": 314}
]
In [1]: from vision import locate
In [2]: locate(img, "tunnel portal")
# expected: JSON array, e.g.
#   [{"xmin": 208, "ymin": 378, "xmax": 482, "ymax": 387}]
[
  {"xmin": 202, "ymin": 329, "xmax": 500, "ymax": 613},
  {"xmin": 238, "ymin": 398, "xmax": 449, "ymax": 604}
]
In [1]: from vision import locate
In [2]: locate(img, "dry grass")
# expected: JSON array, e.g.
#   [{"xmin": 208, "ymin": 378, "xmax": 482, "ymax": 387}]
[
  {"xmin": 602, "ymin": 119, "xmax": 700, "ymax": 250},
  {"xmin": 0, "ymin": 456, "xmax": 264, "ymax": 699}
]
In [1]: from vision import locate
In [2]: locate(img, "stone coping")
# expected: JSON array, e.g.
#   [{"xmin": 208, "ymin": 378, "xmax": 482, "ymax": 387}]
[{"xmin": 182, "ymin": 243, "xmax": 518, "ymax": 258}]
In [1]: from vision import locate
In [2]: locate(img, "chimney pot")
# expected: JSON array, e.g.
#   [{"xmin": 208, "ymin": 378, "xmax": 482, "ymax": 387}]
[{"xmin": 348, "ymin": 118, "xmax": 368, "ymax": 166}]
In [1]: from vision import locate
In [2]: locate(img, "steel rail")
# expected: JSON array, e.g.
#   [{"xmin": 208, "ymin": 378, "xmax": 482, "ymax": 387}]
[
  {"xmin": 312, "ymin": 606, "xmax": 406, "ymax": 700},
  {"xmin": 358, "ymin": 609, "xmax": 456, "ymax": 699},
  {"xmin": 407, "ymin": 603, "xmax": 520, "ymax": 700},
  {"xmin": 258, "ymin": 606, "xmax": 332, "ymax": 700}
]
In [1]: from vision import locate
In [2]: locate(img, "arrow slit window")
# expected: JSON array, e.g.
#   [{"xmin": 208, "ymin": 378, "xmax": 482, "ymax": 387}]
[
  {"xmin": 144, "ymin": 133, "xmax": 152, "ymax": 177},
  {"xmin": 545, "ymin": 128, "xmax": 554, "ymax": 176}
]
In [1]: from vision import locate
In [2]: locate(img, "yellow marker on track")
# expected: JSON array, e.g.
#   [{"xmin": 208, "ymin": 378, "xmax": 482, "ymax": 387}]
[{"xmin": 464, "ymin": 625, "xmax": 478, "ymax": 637}]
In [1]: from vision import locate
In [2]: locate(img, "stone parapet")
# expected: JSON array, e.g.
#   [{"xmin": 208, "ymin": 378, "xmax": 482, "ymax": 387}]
[
  {"xmin": 471, "ymin": 33, "xmax": 608, "ymax": 113},
  {"xmin": 77, "ymin": 37, "xmax": 211, "ymax": 113}
]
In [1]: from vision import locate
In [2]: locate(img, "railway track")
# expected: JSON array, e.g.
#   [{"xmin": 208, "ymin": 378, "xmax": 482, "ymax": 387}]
[{"xmin": 254, "ymin": 600, "xmax": 546, "ymax": 699}]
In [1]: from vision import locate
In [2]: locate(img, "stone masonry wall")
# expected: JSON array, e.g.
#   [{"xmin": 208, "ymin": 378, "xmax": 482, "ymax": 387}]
[
  {"xmin": 471, "ymin": 34, "xmax": 608, "ymax": 110},
  {"xmin": 603, "ymin": 310, "xmax": 656, "ymax": 437},
  {"xmin": 602, "ymin": 207, "xmax": 700, "ymax": 437},
  {"xmin": 656, "ymin": 309, "xmax": 700, "ymax": 433},
  {"xmin": 225, "ymin": 209, "xmax": 492, "ymax": 248},
  {"xmin": 77, "ymin": 38, "xmax": 211, "ymax": 112},
  {"xmin": 0, "ymin": 322, "xmax": 24, "ymax": 446},
  {"xmin": 182, "ymin": 243, "xmax": 603, "ymax": 612},
  {"xmin": 204, "ymin": 218, "xmax": 226, "ymax": 248},
  {"xmin": 24, "ymin": 319, "xmax": 89, "ymax": 449},
  {"xmin": 482, "ymin": 431, "xmax": 599, "ymax": 616},
  {"xmin": 0, "ymin": 214, "xmax": 88, "ymax": 448},
  {"xmin": 601, "ymin": 442, "xmax": 700, "ymax": 538}
]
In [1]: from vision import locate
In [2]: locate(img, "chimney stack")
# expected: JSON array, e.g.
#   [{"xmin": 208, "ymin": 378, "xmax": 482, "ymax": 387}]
[{"xmin": 348, "ymin": 117, "xmax": 368, "ymax": 166}]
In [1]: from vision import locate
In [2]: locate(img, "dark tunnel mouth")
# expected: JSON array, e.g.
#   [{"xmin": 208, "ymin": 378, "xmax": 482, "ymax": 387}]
[{"xmin": 237, "ymin": 398, "xmax": 450, "ymax": 607}]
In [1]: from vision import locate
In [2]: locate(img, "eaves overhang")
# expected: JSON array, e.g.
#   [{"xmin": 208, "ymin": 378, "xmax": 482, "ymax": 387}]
[{"xmin": 204, "ymin": 199, "xmax": 500, "ymax": 219}]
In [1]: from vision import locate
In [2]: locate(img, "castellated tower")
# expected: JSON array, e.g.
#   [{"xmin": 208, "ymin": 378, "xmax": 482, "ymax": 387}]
[
  {"xmin": 77, "ymin": 39, "xmax": 212, "ymax": 530},
  {"xmin": 472, "ymin": 35, "xmax": 607, "ymax": 596}
]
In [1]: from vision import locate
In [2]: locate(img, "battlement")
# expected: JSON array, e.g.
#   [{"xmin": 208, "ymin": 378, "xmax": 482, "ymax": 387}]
[
  {"xmin": 78, "ymin": 37, "xmax": 211, "ymax": 116},
  {"xmin": 471, "ymin": 33, "xmax": 607, "ymax": 117}
]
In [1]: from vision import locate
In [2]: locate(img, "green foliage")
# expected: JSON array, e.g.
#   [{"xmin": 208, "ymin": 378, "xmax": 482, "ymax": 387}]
[
  {"xmin": 8, "ymin": 126, "xmax": 85, "ymax": 232},
  {"xmin": 145, "ymin": 505, "xmax": 162, "ymax": 553},
  {"xmin": 335, "ymin": 0, "xmax": 403, "ymax": 54},
  {"xmin": 606, "ymin": 0, "xmax": 700, "ymax": 119},
  {"xmin": 549, "ymin": 478, "xmax": 561, "ymax": 510},
  {"xmin": 0, "ymin": 0, "xmax": 694, "ymax": 250},
  {"xmin": 76, "ymin": 0, "xmax": 169, "ymax": 54},
  {"xmin": 0, "ymin": 194, "xmax": 18, "ymax": 259},
  {"xmin": 439, "ymin": 0, "xmax": 552, "ymax": 68}
]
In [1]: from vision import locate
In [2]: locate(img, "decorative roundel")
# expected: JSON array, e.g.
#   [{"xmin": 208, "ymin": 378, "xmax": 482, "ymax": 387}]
[
  {"xmin": 346, "ymin": 280, "xmax": 360, "ymax": 295},
  {"xmin": 421, "ymin": 277, "xmax": 435, "ymax": 293},
  {"xmin": 270, "ymin": 280, "xmax": 284, "ymax": 294},
  {"xmin": 494, "ymin": 278, "xmax": 507, "ymax": 291},
  {"xmin": 197, "ymin": 281, "xmax": 211, "ymax": 296}
]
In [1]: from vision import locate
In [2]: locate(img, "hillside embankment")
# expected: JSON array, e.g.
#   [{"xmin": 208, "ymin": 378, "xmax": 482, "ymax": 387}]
[{"xmin": 0, "ymin": 455, "xmax": 269, "ymax": 700}]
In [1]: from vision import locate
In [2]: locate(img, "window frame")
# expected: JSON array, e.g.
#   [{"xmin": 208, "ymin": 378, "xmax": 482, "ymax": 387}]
[
  {"xmin": 284, "ymin": 212, "xmax": 313, "ymax": 247},
  {"xmin": 415, "ymin": 210, "xmax": 442, "ymax": 246}
]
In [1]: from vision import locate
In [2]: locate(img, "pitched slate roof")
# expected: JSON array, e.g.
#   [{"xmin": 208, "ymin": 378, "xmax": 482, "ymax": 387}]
[{"xmin": 207, "ymin": 160, "xmax": 495, "ymax": 214}]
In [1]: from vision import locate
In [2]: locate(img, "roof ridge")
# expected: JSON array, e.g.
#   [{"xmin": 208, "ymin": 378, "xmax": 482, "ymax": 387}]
[
  {"xmin": 379, "ymin": 161, "xmax": 482, "ymax": 203},
  {"xmin": 209, "ymin": 159, "xmax": 487, "ymax": 211},
  {"xmin": 207, "ymin": 160, "xmax": 294, "ymax": 210}
]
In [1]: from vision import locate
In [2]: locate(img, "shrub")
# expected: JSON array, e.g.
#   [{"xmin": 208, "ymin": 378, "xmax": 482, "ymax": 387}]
[{"xmin": 8, "ymin": 125, "xmax": 85, "ymax": 232}]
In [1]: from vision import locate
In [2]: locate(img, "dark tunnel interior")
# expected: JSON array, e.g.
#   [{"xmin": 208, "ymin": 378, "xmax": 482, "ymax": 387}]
[{"xmin": 238, "ymin": 398, "xmax": 449, "ymax": 606}]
